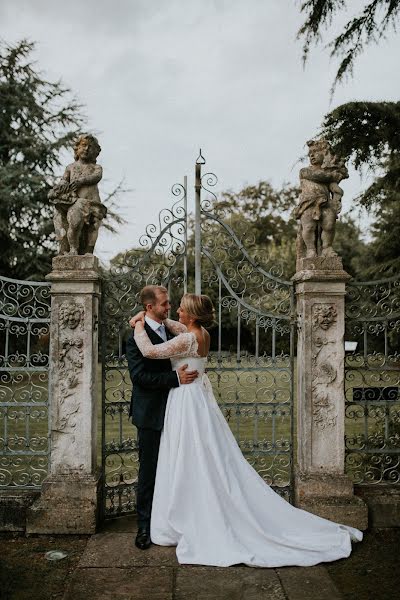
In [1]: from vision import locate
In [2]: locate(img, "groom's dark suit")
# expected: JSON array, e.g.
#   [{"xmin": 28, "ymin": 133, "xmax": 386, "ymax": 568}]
[{"xmin": 126, "ymin": 321, "xmax": 179, "ymax": 530}]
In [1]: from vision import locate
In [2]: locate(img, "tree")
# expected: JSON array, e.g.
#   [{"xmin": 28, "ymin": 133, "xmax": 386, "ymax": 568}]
[
  {"xmin": 298, "ymin": 0, "xmax": 400, "ymax": 90},
  {"xmin": 368, "ymin": 191, "xmax": 400, "ymax": 275},
  {"xmin": 320, "ymin": 101, "xmax": 400, "ymax": 275},
  {"xmin": 211, "ymin": 181, "xmax": 298, "ymax": 251},
  {"xmin": 0, "ymin": 40, "xmax": 85, "ymax": 279},
  {"xmin": 321, "ymin": 102, "xmax": 400, "ymax": 210},
  {"xmin": 0, "ymin": 40, "xmax": 125, "ymax": 280}
]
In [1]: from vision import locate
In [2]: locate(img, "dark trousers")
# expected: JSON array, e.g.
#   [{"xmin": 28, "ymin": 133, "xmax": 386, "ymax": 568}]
[{"xmin": 136, "ymin": 427, "xmax": 161, "ymax": 530}]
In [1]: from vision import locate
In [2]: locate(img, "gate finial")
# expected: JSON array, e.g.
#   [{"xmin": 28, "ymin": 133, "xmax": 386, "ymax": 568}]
[{"xmin": 196, "ymin": 148, "xmax": 206, "ymax": 165}]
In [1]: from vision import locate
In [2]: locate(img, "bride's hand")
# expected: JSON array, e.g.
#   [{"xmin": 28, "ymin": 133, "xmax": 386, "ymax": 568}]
[
  {"xmin": 135, "ymin": 314, "xmax": 145, "ymax": 331},
  {"xmin": 129, "ymin": 311, "xmax": 145, "ymax": 328}
]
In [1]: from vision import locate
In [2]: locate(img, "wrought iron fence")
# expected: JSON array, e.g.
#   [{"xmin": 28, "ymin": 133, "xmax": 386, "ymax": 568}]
[
  {"xmin": 344, "ymin": 275, "xmax": 400, "ymax": 484},
  {"xmin": 0, "ymin": 275, "xmax": 51, "ymax": 488}
]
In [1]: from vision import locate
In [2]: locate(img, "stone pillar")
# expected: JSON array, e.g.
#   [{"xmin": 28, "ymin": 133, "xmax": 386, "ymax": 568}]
[
  {"xmin": 293, "ymin": 257, "xmax": 368, "ymax": 530},
  {"xmin": 27, "ymin": 255, "xmax": 101, "ymax": 534}
]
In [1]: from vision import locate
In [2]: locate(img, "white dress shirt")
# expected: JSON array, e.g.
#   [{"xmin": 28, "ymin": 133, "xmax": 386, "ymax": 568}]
[{"xmin": 145, "ymin": 315, "xmax": 167, "ymax": 341}]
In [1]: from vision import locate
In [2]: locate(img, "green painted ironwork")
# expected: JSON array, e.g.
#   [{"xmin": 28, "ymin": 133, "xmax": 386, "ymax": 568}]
[
  {"xmin": 0, "ymin": 275, "xmax": 50, "ymax": 488},
  {"xmin": 344, "ymin": 275, "xmax": 400, "ymax": 485}
]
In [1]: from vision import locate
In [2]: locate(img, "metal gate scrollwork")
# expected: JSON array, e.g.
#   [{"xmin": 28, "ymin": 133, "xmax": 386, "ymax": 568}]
[
  {"xmin": 344, "ymin": 275, "xmax": 400, "ymax": 485},
  {"xmin": 0, "ymin": 276, "xmax": 50, "ymax": 489}
]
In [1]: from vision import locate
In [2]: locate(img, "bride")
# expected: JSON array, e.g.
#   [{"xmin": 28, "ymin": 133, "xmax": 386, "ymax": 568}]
[{"xmin": 131, "ymin": 293, "xmax": 362, "ymax": 568}]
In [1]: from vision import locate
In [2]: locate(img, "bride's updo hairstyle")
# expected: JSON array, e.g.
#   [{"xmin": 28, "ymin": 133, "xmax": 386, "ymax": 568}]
[{"xmin": 181, "ymin": 294, "xmax": 215, "ymax": 328}]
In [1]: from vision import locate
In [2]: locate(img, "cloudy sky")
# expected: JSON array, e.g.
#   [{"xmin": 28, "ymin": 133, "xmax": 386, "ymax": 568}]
[{"xmin": 2, "ymin": 0, "xmax": 399, "ymax": 262}]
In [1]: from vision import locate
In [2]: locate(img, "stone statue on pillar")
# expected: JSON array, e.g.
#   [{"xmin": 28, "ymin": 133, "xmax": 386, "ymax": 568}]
[
  {"xmin": 292, "ymin": 139, "xmax": 367, "ymax": 530},
  {"xmin": 27, "ymin": 138, "xmax": 105, "ymax": 533},
  {"xmin": 48, "ymin": 134, "xmax": 107, "ymax": 255},
  {"xmin": 294, "ymin": 139, "xmax": 348, "ymax": 271}
]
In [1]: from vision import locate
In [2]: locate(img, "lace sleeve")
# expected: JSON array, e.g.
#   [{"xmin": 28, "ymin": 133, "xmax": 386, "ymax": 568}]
[
  {"xmin": 134, "ymin": 328, "xmax": 198, "ymax": 359},
  {"xmin": 164, "ymin": 319, "xmax": 187, "ymax": 335}
]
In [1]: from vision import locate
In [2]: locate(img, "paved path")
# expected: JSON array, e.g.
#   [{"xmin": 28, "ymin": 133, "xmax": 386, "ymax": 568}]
[{"xmin": 63, "ymin": 518, "xmax": 343, "ymax": 600}]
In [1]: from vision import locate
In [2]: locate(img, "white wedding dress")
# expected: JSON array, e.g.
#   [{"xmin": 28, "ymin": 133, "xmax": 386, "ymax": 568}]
[{"xmin": 134, "ymin": 321, "xmax": 362, "ymax": 568}]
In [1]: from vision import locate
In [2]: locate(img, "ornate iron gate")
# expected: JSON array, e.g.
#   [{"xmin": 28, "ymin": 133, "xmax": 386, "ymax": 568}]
[
  {"xmin": 0, "ymin": 275, "xmax": 51, "ymax": 489},
  {"xmin": 100, "ymin": 156, "xmax": 296, "ymax": 519},
  {"xmin": 344, "ymin": 275, "xmax": 400, "ymax": 485}
]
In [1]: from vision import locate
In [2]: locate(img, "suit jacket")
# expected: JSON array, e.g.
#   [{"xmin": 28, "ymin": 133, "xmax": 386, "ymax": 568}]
[{"xmin": 126, "ymin": 322, "xmax": 179, "ymax": 430}]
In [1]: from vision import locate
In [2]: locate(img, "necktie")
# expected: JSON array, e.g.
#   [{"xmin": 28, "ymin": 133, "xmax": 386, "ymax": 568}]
[{"xmin": 158, "ymin": 324, "xmax": 167, "ymax": 342}]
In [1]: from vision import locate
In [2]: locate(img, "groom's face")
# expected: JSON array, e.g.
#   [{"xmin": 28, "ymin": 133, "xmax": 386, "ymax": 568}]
[{"xmin": 147, "ymin": 290, "xmax": 170, "ymax": 322}]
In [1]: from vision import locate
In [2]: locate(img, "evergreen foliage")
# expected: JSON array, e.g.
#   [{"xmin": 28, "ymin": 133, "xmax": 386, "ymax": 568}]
[
  {"xmin": 298, "ymin": 0, "xmax": 400, "ymax": 90},
  {"xmin": 321, "ymin": 101, "xmax": 400, "ymax": 275},
  {"xmin": 0, "ymin": 40, "xmax": 84, "ymax": 279}
]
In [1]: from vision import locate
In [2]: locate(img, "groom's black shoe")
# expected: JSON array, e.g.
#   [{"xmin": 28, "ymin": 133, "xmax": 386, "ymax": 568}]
[{"xmin": 135, "ymin": 526, "xmax": 151, "ymax": 550}]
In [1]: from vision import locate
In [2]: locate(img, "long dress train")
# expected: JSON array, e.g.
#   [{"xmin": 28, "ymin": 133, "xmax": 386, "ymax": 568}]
[{"xmin": 134, "ymin": 327, "xmax": 362, "ymax": 568}]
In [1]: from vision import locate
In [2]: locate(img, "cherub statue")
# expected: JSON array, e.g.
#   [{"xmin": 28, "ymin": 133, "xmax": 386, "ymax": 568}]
[
  {"xmin": 293, "ymin": 139, "xmax": 348, "ymax": 261},
  {"xmin": 48, "ymin": 134, "xmax": 107, "ymax": 255}
]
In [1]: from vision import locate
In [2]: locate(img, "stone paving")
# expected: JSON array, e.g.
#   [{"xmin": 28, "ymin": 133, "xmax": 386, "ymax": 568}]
[{"xmin": 63, "ymin": 518, "xmax": 343, "ymax": 600}]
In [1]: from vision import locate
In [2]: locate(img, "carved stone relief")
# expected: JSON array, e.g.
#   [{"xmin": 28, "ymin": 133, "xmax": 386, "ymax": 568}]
[
  {"xmin": 55, "ymin": 301, "xmax": 84, "ymax": 432},
  {"xmin": 312, "ymin": 390, "xmax": 337, "ymax": 430},
  {"xmin": 311, "ymin": 303, "xmax": 338, "ymax": 430},
  {"xmin": 312, "ymin": 304, "xmax": 337, "ymax": 330},
  {"xmin": 59, "ymin": 301, "xmax": 84, "ymax": 330},
  {"xmin": 59, "ymin": 339, "xmax": 84, "ymax": 401}
]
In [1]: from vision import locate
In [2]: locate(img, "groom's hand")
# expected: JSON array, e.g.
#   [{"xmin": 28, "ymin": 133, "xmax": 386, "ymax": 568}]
[{"xmin": 177, "ymin": 364, "xmax": 198, "ymax": 384}]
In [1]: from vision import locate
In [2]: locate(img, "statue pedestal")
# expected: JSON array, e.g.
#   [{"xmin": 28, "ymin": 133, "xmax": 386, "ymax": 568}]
[
  {"xmin": 27, "ymin": 255, "xmax": 101, "ymax": 534},
  {"xmin": 293, "ymin": 262, "xmax": 368, "ymax": 530}
]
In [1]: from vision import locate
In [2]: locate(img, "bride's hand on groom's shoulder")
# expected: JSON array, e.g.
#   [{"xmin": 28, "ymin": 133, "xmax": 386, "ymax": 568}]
[{"xmin": 129, "ymin": 311, "xmax": 146, "ymax": 328}]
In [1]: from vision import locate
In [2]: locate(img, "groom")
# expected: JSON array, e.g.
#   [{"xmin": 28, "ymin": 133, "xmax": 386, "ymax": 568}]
[{"xmin": 126, "ymin": 285, "xmax": 198, "ymax": 550}]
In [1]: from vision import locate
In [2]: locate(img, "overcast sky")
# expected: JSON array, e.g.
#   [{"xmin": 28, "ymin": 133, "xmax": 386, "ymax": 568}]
[{"xmin": 2, "ymin": 0, "xmax": 400, "ymax": 262}]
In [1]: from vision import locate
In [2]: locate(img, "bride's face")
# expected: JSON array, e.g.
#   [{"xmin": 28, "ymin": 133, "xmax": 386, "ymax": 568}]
[{"xmin": 177, "ymin": 304, "xmax": 192, "ymax": 326}]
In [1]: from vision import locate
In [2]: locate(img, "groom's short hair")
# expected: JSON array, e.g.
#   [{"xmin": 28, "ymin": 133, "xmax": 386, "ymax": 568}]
[{"xmin": 140, "ymin": 285, "xmax": 168, "ymax": 309}]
